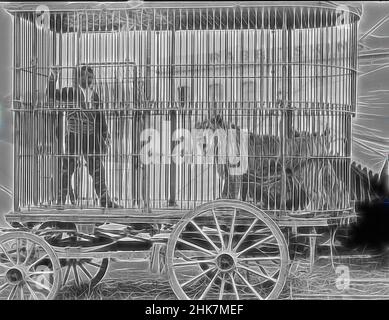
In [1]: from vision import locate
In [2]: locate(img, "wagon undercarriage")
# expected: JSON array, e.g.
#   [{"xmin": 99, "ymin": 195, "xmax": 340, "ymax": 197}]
[{"xmin": 1, "ymin": 200, "xmax": 356, "ymax": 300}]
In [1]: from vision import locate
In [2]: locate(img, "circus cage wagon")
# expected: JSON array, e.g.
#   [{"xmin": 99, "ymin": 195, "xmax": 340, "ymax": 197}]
[{"xmin": 0, "ymin": 1, "xmax": 361, "ymax": 300}]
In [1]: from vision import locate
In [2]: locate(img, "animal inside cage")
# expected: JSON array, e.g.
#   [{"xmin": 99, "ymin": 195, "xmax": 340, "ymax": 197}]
[{"xmin": 10, "ymin": 2, "xmax": 360, "ymax": 218}]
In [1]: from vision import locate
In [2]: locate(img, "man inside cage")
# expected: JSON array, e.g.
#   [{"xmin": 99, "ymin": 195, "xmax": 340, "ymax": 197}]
[{"xmin": 47, "ymin": 65, "xmax": 121, "ymax": 208}]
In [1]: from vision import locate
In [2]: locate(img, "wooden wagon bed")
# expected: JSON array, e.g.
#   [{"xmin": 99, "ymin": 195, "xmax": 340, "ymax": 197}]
[{"xmin": 6, "ymin": 207, "xmax": 357, "ymax": 228}]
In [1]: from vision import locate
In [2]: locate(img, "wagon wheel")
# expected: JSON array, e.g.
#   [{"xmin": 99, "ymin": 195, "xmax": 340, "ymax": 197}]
[
  {"xmin": 166, "ymin": 200, "xmax": 289, "ymax": 300},
  {"xmin": 0, "ymin": 231, "xmax": 61, "ymax": 300},
  {"xmin": 61, "ymin": 257, "xmax": 109, "ymax": 289},
  {"xmin": 36, "ymin": 222, "xmax": 110, "ymax": 289}
]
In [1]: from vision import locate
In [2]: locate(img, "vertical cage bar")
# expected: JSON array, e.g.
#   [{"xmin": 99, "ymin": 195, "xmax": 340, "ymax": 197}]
[
  {"xmin": 168, "ymin": 9, "xmax": 177, "ymax": 207},
  {"xmin": 13, "ymin": 13, "xmax": 21, "ymax": 211}
]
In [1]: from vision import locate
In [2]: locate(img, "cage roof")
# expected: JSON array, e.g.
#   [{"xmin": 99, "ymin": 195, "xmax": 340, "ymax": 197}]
[{"xmin": 2, "ymin": 1, "xmax": 362, "ymax": 32}]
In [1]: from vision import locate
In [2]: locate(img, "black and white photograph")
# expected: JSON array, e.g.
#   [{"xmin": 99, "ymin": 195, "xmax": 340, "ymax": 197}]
[{"xmin": 0, "ymin": 0, "xmax": 387, "ymax": 302}]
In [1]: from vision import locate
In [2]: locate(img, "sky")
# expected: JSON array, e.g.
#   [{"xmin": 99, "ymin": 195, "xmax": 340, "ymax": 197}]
[
  {"xmin": 0, "ymin": 1, "xmax": 387, "ymax": 220},
  {"xmin": 353, "ymin": 2, "xmax": 389, "ymax": 172}
]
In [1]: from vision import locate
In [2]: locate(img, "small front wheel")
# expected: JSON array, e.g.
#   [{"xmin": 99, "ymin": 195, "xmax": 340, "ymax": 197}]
[
  {"xmin": 0, "ymin": 231, "xmax": 61, "ymax": 300},
  {"xmin": 36, "ymin": 222, "xmax": 111, "ymax": 289}
]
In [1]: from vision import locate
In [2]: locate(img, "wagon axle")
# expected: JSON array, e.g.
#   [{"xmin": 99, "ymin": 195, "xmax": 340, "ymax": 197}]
[
  {"xmin": 5, "ymin": 268, "xmax": 24, "ymax": 285},
  {"xmin": 216, "ymin": 253, "xmax": 236, "ymax": 273}
]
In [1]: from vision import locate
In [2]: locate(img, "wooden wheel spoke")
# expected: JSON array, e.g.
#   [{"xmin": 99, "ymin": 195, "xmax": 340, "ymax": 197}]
[
  {"xmin": 237, "ymin": 264, "xmax": 277, "ymax": 283},
  {"xmin": 238, "ymin": 256, "xmax": 281, "ymax": 262},
  {"xmin": 229, "ymin": 272, "xmax": 240, "ymax": 300},
  {"xmin": 27, "ymin": 254, "xmax": 49, "ymax": 271},
  {"xmin": 268, "ymin": 269, "xmax": 280, "ymax": 280},
  {"xmin": 227, "ymin": 209, "xmax": 237, "ymax": 251},
  {"xmin": 233, "ymin": 218, "xmax": 259, "ymax": 252},
  {"xmin": 7, "ymin": 284, "xmax": 18, "ymax": 300},
  {"xmin": 181, "ymin": 266, "xmax": 216, "ymax": 288},
  {"xmin": 235, "ymin": 270, "xmax": 264, "ymax": 300},
  {"xmin": 212, "ymin": 209, "xmax": 225, "ymax": 250},
  {"xmin": 177, "ymin": 238, "xmax": 216, "ymax": 256},
  {"xmin": 173, "ymin": 258, "xmax": 215, "ymax": 267},
  {"xmin": 25, "ymin": 281, "xmax": 39, "ymax": 300},
  {"xmin": 199, "ymin": 271, "xmax": 219, "ymax": 300},
  {"xmin": 189, "ymin": 220, "xmax": 220, "ymax": 252},
  {"xmin": 0, "ymin": 282, "xmax": 10, "ymax": 294},
  {"xmin": 0, "ymin": 244, "xmax": 15, "ymax": 266},
  {"xmin": 27, "ymin": 279, "xmax": 52, "ymax": 292},
  {"xmin": 84, "ymin": 261, "xmax": 101, "ymax": 268},
  {"xmin": 19, "ymin": 285, "xmax": 25, "ymax": 300},
  {"xmin": 237, "ymin": 235, "xmax": 275, "ymax": 257},
  {"xmin": 78, "ymin": 262, "xmax": 93, "ymax": 280},
  {"xmin": 252, "ymin": 263, "xmax": 276, "ymax": 280},
  {"xmin": 0, "ymin": 261, "xmax": 11, "ymax": 270},
  {"xmin": 218, "ymin": 274, "xmax": 226, "ymax": 300},
  {"xmin": 23, "ymin": 242, "xmax": 36, "ymax": 266},
  {"xmin": 29, "ymin": 270, "xmax": 54, "ymax": 276},
  {"xmin": 62, "ymin": 264, "xmax": 72, "ymax": 285},
  {"xmin": 175, "ymin": 251, "xmax": 193, "ymax": 262},
  {"xmin": 73, "ymin": 264, "xmax": 81, "ymax": 287},
  {"xmin": 16, "ymin": 239, "xmax": 20, "ymax": 265},
  {"xmin": 253, "ymin": 228, "xmax": 273, "ymax": 235}
]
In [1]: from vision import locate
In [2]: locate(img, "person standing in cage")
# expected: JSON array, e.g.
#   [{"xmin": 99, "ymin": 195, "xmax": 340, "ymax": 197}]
[{"xmin": 47, "ymin": 65, "xmax": 121, "ymax": 208}]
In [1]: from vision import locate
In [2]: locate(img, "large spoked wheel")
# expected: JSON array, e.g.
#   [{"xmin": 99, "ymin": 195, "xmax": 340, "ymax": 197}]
[
  {"xmin": 0, "ymin": 231, "xmax": 61, "ymax": 300},
  {"xmin": 36, "ymin": 222, "xmax": 110, "ymax": 289},
  {"xmin": 166, "ymin": 200, "xmax": 289, "ymax": 300}
]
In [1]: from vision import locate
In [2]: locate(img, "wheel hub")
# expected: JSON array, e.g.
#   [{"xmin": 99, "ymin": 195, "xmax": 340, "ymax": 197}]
[
  {"xmin": 216, "ymin": 253, "xmax": 236, "ymax": 273},
  {"xmin": 6, "ymin": 268, "xmax": 24, "ymax": 285}
]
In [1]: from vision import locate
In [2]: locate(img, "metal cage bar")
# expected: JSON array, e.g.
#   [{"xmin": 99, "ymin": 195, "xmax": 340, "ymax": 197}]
[{"xmin": 10, "ymin": 3, "xmax": 359, "ymax": 219}]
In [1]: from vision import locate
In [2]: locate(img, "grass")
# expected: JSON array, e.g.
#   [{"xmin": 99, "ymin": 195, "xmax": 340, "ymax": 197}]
[
  {"xmin": 56, "ymin": 253, "xmax": 389, "ymax": 300},
  {"xmin": 57, "ymin": 274, "xmax": 176, "ymax": 300},
  {"xmin": 287, "ymin": 254, "xmax": 389, "ymax": 299}
]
